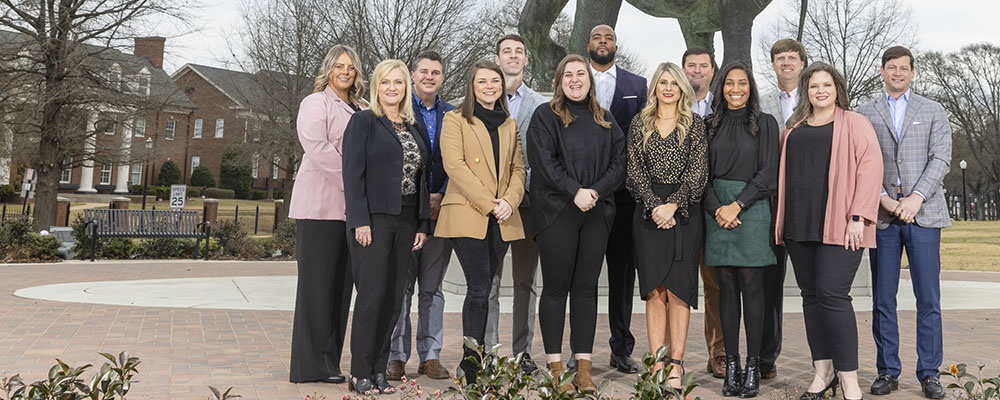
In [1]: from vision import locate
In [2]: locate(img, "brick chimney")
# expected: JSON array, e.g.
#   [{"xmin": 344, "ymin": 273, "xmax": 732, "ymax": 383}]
[{"xmin": 134, "ymin": 37, "xmax": 166, "ymax": 69}]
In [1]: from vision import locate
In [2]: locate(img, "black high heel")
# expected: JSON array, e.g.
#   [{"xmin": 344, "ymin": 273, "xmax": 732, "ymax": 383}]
[
  {"xmin": 798, "ymin": 374, "xmax": 839, "ymax": 400},
  {"xmin": 348, "ymin": 376, "xmax": 374, "ymax": 395},
  {"xmin": 665, "ymin": 358, "xmax": 685, "ymax": 390},
  {"xmin": 739, "ymin": 356, "xmax": 760, "ymax": 398},
  {"xmin": 722, "ymin": 355, "xmax": 742, "ymax": 397},
  {"xmin": 373, "ymin": 373, "xmax": 395, "ymax": 394}
]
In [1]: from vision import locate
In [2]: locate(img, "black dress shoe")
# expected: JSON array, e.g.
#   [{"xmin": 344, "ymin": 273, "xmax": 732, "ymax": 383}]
[
  {"xmin": 324, "ymin": 373, "xmax": 346, "ymax": 384},
  {"xmin": 609, "ymin": 353, "xmax": 639, "ymax": 374},
  {"xmin": 739, "ymin": 356, "xmax": 760, "ymax": 398},
  {"xmin": 519, "ymin": 353, "xmax": 539, "ymax": 374},
  {"xmin": 920, "ymin": 375, "xmax": 945, "ymax": 399},
  {"xmin": 373, "ymin": 373, "xmax": 396, "ymax": 395},
  {"xmin": 348, "ymin": 376, "xmax": 374, "ymax": 394},
  {"xmin": 869, "ymin": 374, "xmax": 898, "ymax": 395}
]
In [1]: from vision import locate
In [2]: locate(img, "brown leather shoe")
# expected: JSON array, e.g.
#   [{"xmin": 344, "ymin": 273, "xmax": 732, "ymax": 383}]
[
  {"xmin": 573, "ymin": 359, "xmax": 598, "ymax": 392},
  {"xmin": 418, "ymin": 359, "xmax": 450, "ymax": 379},
  {"xmin": 547, "ymin": 361, "xmax": 576, "ymax": 393},
  {"xmin": 708, "ymin": 356, "xmax": 726, "ymax": 379},
  {"xmin": 386, "ymin": 360, "xmax": 405, "ymax": 380},
  {"xmin": 761, "ymin": 365, "xmax": 777, "ymax": 380}
]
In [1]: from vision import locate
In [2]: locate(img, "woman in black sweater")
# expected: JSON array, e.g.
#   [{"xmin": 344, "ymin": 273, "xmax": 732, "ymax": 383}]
[
  {"xmin": 527, "ymin": 54, "xmax": 626, "ymax": 392},
  {"xmin": 702, "ymin": 61, "xmax": 780, "ymax": 398}
]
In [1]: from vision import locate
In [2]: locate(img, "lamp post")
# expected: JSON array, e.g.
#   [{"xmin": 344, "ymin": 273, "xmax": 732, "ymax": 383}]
[
  {"xmin": 960, "ymin": 159, "xmax": 968, "ymax": 221},
  {"xmin": 142, "ymin": 138, "xmax": 152, "ymax": 210}
]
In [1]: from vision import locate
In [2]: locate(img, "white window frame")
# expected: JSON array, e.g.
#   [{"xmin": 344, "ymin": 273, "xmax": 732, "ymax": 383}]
[
  {"xmin": 272, "ymin": 156, "xmax": 279, "ymax": 179},
  {"xmin": 100, "ymin": 164, "xmax": 112, "ymax": 185},
  {"xmin": 138, "ymin": 68, "xmax": 151, "ymax": 96},
  {"xmin": 251, "ymin": 154, "xmax": 259, "ymax": 179},
  {"xmin": 60, "ymin": 158, "xmax": 72, "ymax": 184},
  {"xmin": 253, "ymin": 119, "xmax": 261, "ymax": 142},
  {"xmin": 215, "ymin": 118, "xmax": 224, "ymax": 138},
  {"xmin": 131, "ymin": 162, "xmax": 142, "ymax": 186},
  {"xmin": 165, "ymin": 120, "xmax": 176, "ymax": 140},
  {"xmin": 191, "ymin": 155, "xmax": 200, "ymax": 171},
  {"xmin": 104, "ymin": 114, "xmax": 116, "ymax": 135},
  {"xmin": 193, "ymin": 119, "xmax": 203, "ymax": 138},
  {"xmin": 134, "ymin": 117, "xmax": 146, "ymax": 137}
]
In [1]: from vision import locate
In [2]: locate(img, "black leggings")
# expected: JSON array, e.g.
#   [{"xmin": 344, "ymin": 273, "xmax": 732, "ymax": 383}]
[
  {"xmin": 536, "ymin": 204, "xmax": 610, "ymax": 355},
  {"xmin": 716, "ymin": 266, "xmax": 765, "ymax": 357}
]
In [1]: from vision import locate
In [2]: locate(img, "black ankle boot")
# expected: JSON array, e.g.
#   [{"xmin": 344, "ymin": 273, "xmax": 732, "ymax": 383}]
[
  {"xmin": 739, "ymin": 356, "xmax": 761, "ymax": 398},
  {"xmin": 722, "ymin": 355, "xmax": 742, "ymax": 397}
]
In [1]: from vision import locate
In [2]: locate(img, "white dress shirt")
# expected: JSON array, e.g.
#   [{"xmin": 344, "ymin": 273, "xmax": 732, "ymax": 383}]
[
  {"xmin": 507, "ymin": 82, "xmax": 526, "ymax": 122},
  {"xmin": 693, "ymin": 91, "xmax": 714, "ymax": 117},
  {"xmin": 590, "ymin": 64, "xmax": 617, "ymax": 109},
  {"xmin": 778, "ymin": 88, "xmax": 798, "ymax": 125}
]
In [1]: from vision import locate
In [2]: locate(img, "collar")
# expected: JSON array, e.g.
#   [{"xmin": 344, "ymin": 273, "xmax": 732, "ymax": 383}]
[
  {"xmin": 697, "ymin": 91, "xmax": 713, "ymax": 104},
  {"xmin": 778, "ymin": 88, "xmax": 798, "ymax": 99},
  {"xmin": 413, "ymin": 91, "xmax": 440, "ymax": 110},
  {"xmin": 885, "ymin": 89, "xmax": 911, "ymax": 103},
  {"xmin": 590, "ymin": 63, "xmax": 617, "ymax": 78},
  {"xmin": 508, "ymin": 82, "xmax": 527, "ymax": 99},
  {"xmin": 324, "ymin": 86, "xmax": 345, "ymax": 103}
]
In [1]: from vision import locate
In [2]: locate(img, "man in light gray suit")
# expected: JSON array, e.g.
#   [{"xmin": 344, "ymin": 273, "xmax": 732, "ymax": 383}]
[
  {"xmin": 484, "ymin": 33, "xmax": 548, "ymax": 373},
  {"xmin": 857, "ymin": 46, "xmax": 951, "ymax": 399}
]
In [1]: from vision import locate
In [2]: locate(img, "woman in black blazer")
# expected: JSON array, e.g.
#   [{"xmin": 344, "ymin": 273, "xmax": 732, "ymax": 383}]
[{"xmin": 342, "ymin": 59, "xmax": 431, "ymax": 395}]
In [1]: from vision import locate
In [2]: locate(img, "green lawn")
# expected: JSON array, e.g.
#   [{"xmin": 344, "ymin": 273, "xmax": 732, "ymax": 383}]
[{"xmin": 936, "ymin": 221, "xmax": 1000, "ymax": 272}]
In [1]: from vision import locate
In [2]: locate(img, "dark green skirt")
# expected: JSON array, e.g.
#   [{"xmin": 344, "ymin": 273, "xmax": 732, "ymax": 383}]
[{"xmin": 703, "ymin": 179, "xmax": 776, "ymax": 267}]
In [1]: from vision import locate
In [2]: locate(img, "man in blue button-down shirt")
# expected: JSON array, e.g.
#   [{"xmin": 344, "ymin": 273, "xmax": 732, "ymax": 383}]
[{"xmin": 387, "ymin": 50, "xmax": 456, "ymax": 382}]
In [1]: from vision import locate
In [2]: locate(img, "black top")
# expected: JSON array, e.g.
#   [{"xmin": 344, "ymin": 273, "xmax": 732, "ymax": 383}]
[
  {"xmin": 527, "ymin": 97, "xmax": 627, "ymax": 235},
  {"xmin": 474, "ymin": 102, "xmax": 507, "ymax": 180},
  {"xmin": 343, "ymin": 110, "xmax": 431, "ymax": 233},
  {"xmin": 703, "ymin": 108, "xmax": 781, "ymax": 214},
  {"xmin": 783, "ymin": 121, "xmax": 833, "ymax": 242},
  {"xmin": 348, "ymin": 102, "xmax": 361, "ymax": 113},
  {"xmin": 625, "ymin": 114, "xmax": 709, "ymax": 217}
]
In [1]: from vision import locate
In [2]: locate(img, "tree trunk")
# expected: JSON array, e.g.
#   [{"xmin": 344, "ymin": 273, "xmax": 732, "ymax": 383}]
[
  {"xmin": 677, "ymin": 18, "xmax": 716, "ymax": 54},
  {"xmin": 797, "ymin": 0, "xmax": 808, "ymax": 42},
  {"xmin": 519, "ymin": 0, "xmax": 571, "ymax": 91},
  {"xmin": 718, "ymin": 0, "xmax": 764, "ymax": 69}
]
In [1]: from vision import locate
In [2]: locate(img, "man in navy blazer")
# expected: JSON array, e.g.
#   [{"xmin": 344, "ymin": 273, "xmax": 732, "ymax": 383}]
[
  {"xmin": 579, "ymin": 24, "xmax": 647, "ymax": 374},
  {"xmin": 387, "ymin": 50, "xmax": 457, "ymax": 381}
]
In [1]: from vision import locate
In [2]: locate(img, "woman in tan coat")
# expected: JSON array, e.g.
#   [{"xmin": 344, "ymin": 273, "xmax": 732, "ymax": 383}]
[{"xmin": 435, "ymin": 60, "xmax": 526, "ymax": 383}]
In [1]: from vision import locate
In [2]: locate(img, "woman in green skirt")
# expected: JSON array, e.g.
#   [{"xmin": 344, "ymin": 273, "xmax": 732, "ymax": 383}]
[{"xmin": 703, "ymin": 61, "xmax": 780, "ymax": 398}]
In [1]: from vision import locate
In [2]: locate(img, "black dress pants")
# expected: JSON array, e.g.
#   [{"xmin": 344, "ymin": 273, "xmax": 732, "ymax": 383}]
[
  {"xmin": 785, "ymin": 239, "xmax": 863, "ymax": 372},
  {"xmin": 604, "ymin": 199, "xmax": 636, "ymax": 356},
  {"xmin": 348, "ymin": 208, "xmax": 418, "ymax": 380},
  {"xmin": 452, "ymin": 219, "xmax": 509, "ymax": 360},
  {"xmin": 760, "ymin": 246, "xmax": 787, "ymax": 370},
  {"xmin": 290, "ymin": 219, "xmax": 353, "ymax": 382},
  {"xmin": 537, "ymin": 204, "xmax": 610, "ymax": 355},
  {"xmin": 716, "ymin": 266, "xmax": 765, "ymax": 358}
]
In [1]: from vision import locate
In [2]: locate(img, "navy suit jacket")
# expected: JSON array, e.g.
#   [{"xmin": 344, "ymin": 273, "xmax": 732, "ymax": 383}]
[
  {"xmin": 608, "ymin": 67, "xmax": 647, "ymax": 203},
  {"xmin": 412, "ymin": 97, "xmax": 457, "ymax": 193}
]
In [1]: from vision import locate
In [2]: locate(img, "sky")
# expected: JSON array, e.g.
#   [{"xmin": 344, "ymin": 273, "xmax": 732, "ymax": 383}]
[{"xmin": 158, "ymin": 0, "xmax": 1000, "ymax": 77}]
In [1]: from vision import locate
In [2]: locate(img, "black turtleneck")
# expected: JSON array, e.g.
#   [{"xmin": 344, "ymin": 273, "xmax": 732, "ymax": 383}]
[
  {"xmin": 525, "ymin": 96, "xmax": 627, "ymax": 234},
  {"xmin": 473, "ymin": 101, "xmax": 507, "ymax": 177},
  {"xmin": 703, "ymin": 106, "xmax": 781, "ymax": 214}
]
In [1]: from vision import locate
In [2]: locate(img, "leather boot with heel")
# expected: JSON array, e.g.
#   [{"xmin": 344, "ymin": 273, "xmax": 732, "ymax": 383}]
[
  {"xmin": 722, "ymin": 355, "xmax": 742, "ymax": 397},
  {"xmin": 547, "ymin": 361, "xmax": 576, "ymax": 393},
  {"xmin": 573, "ymin": 359, "xmax": 598, "ymax": 392},
  {"xmin": 739, "ymin": 356, "xmax": 760, "ymax": 398}
]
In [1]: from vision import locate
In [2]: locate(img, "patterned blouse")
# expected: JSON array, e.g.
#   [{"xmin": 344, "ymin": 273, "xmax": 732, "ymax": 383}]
[
  {"xmin": 393, "ymin": 123, "xmax": 423, "ymax": 196},
  {"xmin": 625, "ymin": 114, "xmax": 709, "ymax": 217}
]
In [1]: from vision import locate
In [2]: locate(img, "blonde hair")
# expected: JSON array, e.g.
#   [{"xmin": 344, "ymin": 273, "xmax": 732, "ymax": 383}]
[
  {"xmin": 369, "ymin": 59, "xmax": 415, "ymax": 124},
  {"xmin": 549, "ymin": 54, "xmax": 611, "ymax": 129},
  {"xmin": 313, "ymin": 44, "xmax": 368, "ymax": 107},
  {"xmin": 639, "ymin": 62, "xmax": 695, "ymax": 147}
]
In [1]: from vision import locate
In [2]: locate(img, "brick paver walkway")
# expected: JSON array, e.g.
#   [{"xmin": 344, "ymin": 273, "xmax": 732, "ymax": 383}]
[{"xmin": 1, "ymin": 261, "xmax": 997, "ymax": 399}]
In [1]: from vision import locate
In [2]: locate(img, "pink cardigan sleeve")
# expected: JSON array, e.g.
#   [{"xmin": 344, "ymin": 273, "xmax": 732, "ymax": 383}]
[{"xmin": 847, "ymin": 113, "xmax": 883, "ymax": 226}]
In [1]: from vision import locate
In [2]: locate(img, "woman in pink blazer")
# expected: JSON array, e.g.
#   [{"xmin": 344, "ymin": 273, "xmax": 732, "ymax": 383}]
[
  {"xmin": 775, "ymin": 62, "xmax": 883, "ymax": 400},
  {"xmin": 288, "ymin": 44, "xmax": 368, "ymax": 384}
]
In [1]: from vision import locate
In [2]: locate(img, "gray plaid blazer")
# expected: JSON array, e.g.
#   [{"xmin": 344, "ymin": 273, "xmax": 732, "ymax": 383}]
[
  {"xmin": 857, "ymin": 92, "xmax": 952, "ymax": 229},
  {"xmin": 760, "ymin": 89, "xmax": 782, "ymax": 125},
  {"xmin": 514, "ymin": 84, "xmax": 548, "ymax": 206}
]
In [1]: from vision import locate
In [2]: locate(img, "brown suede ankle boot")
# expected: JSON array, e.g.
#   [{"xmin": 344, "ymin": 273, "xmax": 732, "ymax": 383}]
[
  {"xmin": 573, "ymin": 359, "xmax": 598, "ymax": 392},
  {"xmin": 547, "ymin": 361, "xmax": 576, "ymax": 393}
]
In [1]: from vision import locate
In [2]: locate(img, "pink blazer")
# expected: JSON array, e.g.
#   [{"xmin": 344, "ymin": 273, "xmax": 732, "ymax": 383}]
[
  {"xmin": 775, "ymin": 107, "xmax": 884, "ymax": 248},
  {"xmin": 288, "ymin": 87, "xmax": 365, "ymax": 220}
]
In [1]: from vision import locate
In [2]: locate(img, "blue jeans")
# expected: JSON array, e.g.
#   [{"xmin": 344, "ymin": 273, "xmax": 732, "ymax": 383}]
[{"xmin": 870, "ymin": 220, "xmax": 943, "ymax": 380}]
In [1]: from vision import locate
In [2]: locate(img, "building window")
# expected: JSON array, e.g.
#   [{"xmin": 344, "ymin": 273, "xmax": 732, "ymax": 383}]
[
  {"xmin": 251, "ymin": 154, "xmax": 259, "ymax": 179},
  {"xmin": 253, "ymin": 119, "xmax": 261, "ymax": 142},
  {"xmin": 104, "ymin": 114, "xmax": 116, "ymax": 135},
  {"xmin": 165, "ymin": 120, "xmax": 175, "ymax": 139},
  {"xmin": 138, "ymin": 69, "xmax": 151, "ymax": 96},
  {"xmin": 60, "ymin": 158, "xmax": 72, "ymax": 183},
  {"xmin": 272, "ymin": 156, "xmax": 279, "ymax": 179},
  {"xmin": 131, "ymin": 162, "xmax": 142, "ymax": 185},
  {"xmin": 215, "ymin": 118, "xmax": 224, "ymax": 138},
  {"xmin": 193, "ymin": 119, "xmax": 203, "ymax": 138},
  {"xmin": 100, "ymin": 164, "xmax": 112, "ymax": 185},
  {"xmin": 191, "ymin": 155, "xmax": 200, "ymax": 170},
  {"xmin": 134, "ymin": 118, "xmax": 146, "ymax": 137}
]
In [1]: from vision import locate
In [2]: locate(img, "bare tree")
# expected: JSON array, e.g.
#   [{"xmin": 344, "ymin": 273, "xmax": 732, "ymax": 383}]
[
  {"xmin": 757, "ymin": 0, "xmax": 916, "ymax": 105},
  {"xmin": 0, "ymin": 0, "xmax": 192, "ymax": 231},
  {"xmin": 918, "ymin": 43, "xmax": 1000, "ymax": 195}
]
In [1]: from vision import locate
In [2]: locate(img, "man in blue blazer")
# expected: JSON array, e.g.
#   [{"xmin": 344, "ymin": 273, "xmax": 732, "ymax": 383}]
[
  {"xmin": 386, "ymin": 50, "xmax": 457, "ymax": 381},
  {"xmin": 858, "ymin": 46, "xmax": 951, "ymax": 399},
  {"xmin": 579, "ymin": 24, "xmax": 647, "ymax": 374}
]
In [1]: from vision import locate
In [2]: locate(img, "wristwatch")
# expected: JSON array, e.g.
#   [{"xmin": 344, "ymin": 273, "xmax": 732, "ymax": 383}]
[
  {"xmin": 852, "ymin": 215, "xmax": 861, "ymax": 222},
  {"xmin": 736, "ymin": 199, "xmax": 746, "ymax": 209}
]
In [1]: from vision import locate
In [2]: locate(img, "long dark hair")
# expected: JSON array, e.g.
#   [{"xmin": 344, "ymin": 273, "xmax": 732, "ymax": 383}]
[
  {"xmin": 549, "ymin": 54, "xmax": 611, "ymax": 128},
  {"xmin": 706, "ymin": 61, "xmax": 761, "ymax": 140},
  {"xmin": 459, "ymin": 60, "xmax": 509, "ymax": 123},
  {"xmin": 786, "ymin": 62, "xmax": 851, "ymax": 129}
]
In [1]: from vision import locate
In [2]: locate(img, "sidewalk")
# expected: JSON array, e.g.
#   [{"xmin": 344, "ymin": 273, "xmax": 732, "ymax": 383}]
[{"xmin": 1, "ymin": 260, "xmax": 997, "ymax": 399}]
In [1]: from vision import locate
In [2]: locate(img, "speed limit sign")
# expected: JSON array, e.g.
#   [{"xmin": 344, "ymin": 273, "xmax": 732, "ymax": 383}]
[{"xmin": 169, "ymin": 185, "xmax": 187, "ymax": 209}]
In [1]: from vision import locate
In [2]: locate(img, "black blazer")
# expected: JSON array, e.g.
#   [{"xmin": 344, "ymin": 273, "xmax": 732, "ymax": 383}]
[
  {"xmin": 343, "ymin": 110, "xmax": 431, "ymax": 233},
  {"xmin": 411, "ymin": 97, "xmax": 457, "ymax": 194},
  {"xmin": 608, "ymin": 66, "xmax": 647, "ymax": 203}
]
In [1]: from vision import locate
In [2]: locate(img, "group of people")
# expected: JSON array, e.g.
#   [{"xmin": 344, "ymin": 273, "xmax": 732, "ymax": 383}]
[{"xmin": 286, "ymin": 24, "xmax": 952, "ymax": 400}]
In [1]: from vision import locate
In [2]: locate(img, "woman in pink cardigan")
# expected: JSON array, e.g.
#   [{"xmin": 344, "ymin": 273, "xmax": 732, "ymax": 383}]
[
  {"xmin": 288, "ymin": 44, "xmax": 368, "ymax": 385},
  {"xmin": 775, "ymin": 62, "xmax": 882, "ymax": 400}
]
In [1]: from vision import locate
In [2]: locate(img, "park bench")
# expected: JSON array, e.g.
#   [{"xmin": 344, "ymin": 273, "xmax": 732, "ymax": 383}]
[{"xmin": 83, "ymin": 209, "xmax": 211, "ymax": 261}]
